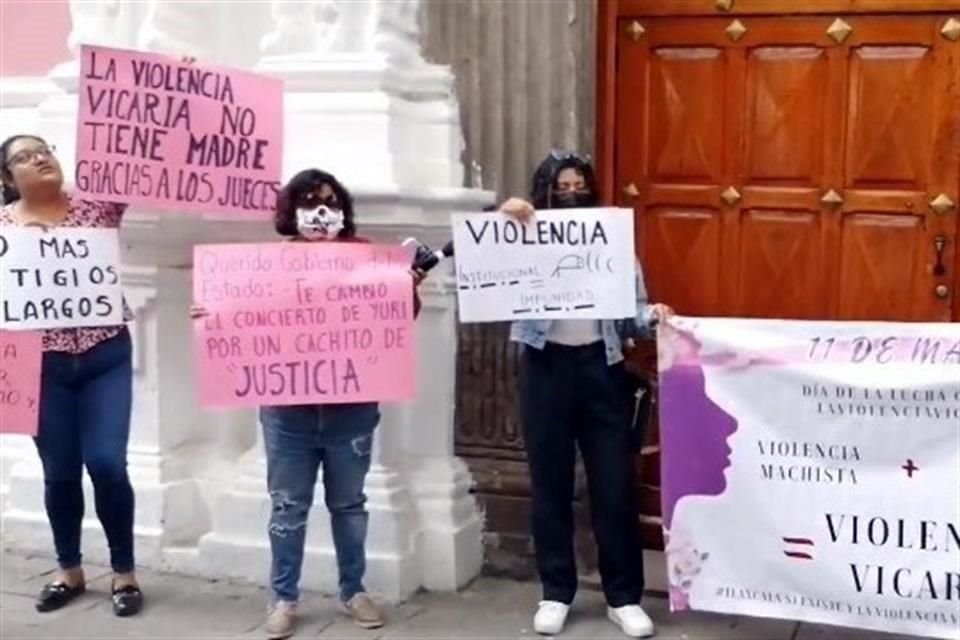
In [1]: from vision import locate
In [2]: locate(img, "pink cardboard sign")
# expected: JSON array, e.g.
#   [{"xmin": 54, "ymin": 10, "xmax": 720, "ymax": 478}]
[
  {"xmin": 193, "ymin": 242, "xmax": 416, "ymax": 408},
  {"xmin": 0, "ymin": 330, "xmax": 43, "ymax": 436},
  {"xmin": 76, "ymin": 45, "xmax": 283, "ymax": 217}
]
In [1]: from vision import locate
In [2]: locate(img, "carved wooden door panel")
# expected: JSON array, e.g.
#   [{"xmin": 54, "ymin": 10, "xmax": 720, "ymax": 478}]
[
  {"xmin": 615, "ymin": 18, "xmax": 732, "ymax": 318},
  {"xmin": 617, "ymin": 14, "xmax": 959, "ymax": 322},
  {"xmin": 612, "ymin": 13, "xmax": 960, "ymax": 549},
  {"xmin": 834, "ymin": 17, "xmax": 959, "ymax": 321},
  {"xmin": 726, "ymin": 18, "xmax": 847, "ymax": 319}
]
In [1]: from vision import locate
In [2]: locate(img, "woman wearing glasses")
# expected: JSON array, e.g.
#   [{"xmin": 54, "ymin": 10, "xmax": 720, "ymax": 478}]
[{"xmin": 0, "ymin": 135, "xmax": 143, "ymax": 617}]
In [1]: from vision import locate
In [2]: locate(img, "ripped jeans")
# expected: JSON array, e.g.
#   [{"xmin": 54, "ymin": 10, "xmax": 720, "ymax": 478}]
[{"xmin": 260, "ymin": 403, "xmax": 379, "ymax": 604}]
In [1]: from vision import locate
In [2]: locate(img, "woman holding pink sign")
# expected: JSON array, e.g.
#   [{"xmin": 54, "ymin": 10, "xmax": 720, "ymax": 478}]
[
  {"xmin": 192, "ymin": 168, "xmax": 425, "ymax": 640},
  {"xmin": 1, "ymin": 134, "xmax": 143, "ymax": 617}
]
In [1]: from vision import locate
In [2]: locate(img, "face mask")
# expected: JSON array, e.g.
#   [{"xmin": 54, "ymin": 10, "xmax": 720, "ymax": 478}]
[
  {"xmin": 296, "ymin": 205, "xmax": 344, "ymax": 241},
  {"xmin": 551, "ymin": 190, "xmax": 595, "ymax": 209}
]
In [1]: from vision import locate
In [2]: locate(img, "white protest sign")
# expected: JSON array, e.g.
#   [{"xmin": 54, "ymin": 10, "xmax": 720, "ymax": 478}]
[
  {"xmin": 452, "ymin": 208, "xmax": 637, "ymax": 322},
  {"xmin": 0, "ymin": 227, "xmax": 125, "ymax": 330}
]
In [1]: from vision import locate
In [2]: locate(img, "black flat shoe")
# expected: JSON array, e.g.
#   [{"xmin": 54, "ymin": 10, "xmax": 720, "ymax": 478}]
[
  {"xmin": 36, "ymin": 582, "xmax": 86, "ymax": 613},
  {"xmin": 112, "ymin": 584, "xmax": 144, "ymax": 617}
]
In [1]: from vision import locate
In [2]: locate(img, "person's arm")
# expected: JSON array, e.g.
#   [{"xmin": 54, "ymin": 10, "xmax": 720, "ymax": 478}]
[{"xmin": 411, "ymin": 268, "xmax": 425, "ymax": 319}]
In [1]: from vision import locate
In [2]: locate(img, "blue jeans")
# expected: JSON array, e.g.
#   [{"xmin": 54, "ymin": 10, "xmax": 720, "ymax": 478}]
[
  {"xmin": 35, "ymin": 329, "xmax": 135, "ymax": 574},
  {"xmin": 260, "ymin": 403, "xmax": 379, "ymax": 604}
]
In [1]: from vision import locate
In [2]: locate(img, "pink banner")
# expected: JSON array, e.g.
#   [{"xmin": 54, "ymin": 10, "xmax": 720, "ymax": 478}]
[
  {"xmin": 193, "ymin": 242, "xmax": 416, "ymax": 408},
  {"xmin": 0, "ymin": 330, "xmax": 43, "ymax": 436},
  {"xmin": 76, "ymin": 45, "xmax": 283, "ymax": 217}
]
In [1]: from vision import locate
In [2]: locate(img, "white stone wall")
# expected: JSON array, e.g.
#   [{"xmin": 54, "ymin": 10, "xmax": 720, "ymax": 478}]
[{"xmin": 0, "ymin": 0, "xmax": 493, "ymax": 602}]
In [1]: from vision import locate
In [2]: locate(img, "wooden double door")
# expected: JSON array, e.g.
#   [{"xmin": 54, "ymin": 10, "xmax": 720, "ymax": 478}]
[
  {"xmin": 611, "ymin": 13, "xmax": 959, "ymax": 322},
  {"xmin": 598, "ymin": 4, "xmax": 960, "ymax": 548}
]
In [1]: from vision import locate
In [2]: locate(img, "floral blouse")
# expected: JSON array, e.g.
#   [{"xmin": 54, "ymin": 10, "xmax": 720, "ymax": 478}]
[{"xmin": 0, "ymin": 195, "xmax": 131, "ymax": 354}]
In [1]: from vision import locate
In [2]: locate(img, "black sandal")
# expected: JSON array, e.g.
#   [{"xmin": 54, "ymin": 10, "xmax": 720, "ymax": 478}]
[
  {"xmin": 36, "ymin": 581, "xmax": 86, "ymax": 612},
  {"xmin": 112, "ymin": 583, "xmax": 144, "ymax": 617}
]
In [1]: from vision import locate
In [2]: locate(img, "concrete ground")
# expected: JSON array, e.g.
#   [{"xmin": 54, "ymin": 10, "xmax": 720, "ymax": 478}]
[{"xmin": 0, "ymin": 552, "xmax": 922, "ymax": 640}]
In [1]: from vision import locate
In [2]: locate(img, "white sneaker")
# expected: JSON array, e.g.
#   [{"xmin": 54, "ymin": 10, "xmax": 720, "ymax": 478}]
[
  {"xmin": 533, "ymin": 600, "xmax": 570, "ymax": 635},
  {"xmin": 607, "ymin": 604, "xmax": 655, "ymax": 638}
]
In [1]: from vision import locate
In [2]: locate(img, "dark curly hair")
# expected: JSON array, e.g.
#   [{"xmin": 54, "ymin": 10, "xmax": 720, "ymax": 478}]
[
  {"xmin": 274, "ymin": 168, "xmax": 356, "ymax": 239},
  {"xmin": 529, "ymin": 149, "xmax": 599, "ymax": 210},
  {"xmin": 1, "ymin": 134, "xmax": 46, "ymax": 205}
]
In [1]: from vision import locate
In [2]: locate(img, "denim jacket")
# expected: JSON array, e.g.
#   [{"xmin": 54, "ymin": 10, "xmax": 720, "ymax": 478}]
[{"xmin": 510, "ymin": 261, "xmax": 655, "ymax": 365}]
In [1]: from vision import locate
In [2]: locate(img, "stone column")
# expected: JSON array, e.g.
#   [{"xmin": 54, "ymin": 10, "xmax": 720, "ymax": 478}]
[
  {"xmin": 135, "ymin": 0, "xmax": 222, "ymax": 63},
  {"xmin": 121, "ymin": 215, "xmax": 270, "ymax": 573},
  {"xmin": 196, "ymin": 0, "xmax": 490, "ymax": 601},
  {"xmin": 261, "ymin": 1, "xmax": 342, "ymax": 57},
  {"xmin": 0, "ymin": 436, "xmax": 33, "ymax": 525},
  {"xmin": 136, "ymin": 0, "xmax": 273, "ymax": 68},
  {"xmin": 2, "ymin": 213, "xmax": 268, "ymax": 569},
  {"xmin": 49, "ymin": 0, "xmax": 145, "ymax": 86},
  {"xmin": 1, "ymin": 0, "xmax": 491, "ymax": 598},
  {"xmin": 37, "ymin": 0, "xmax": 145, "ymax": 174},
  {"xmin": 403, "ymin": 276, "xmax": 484, "ymax": 590},
  {"xmin": 1, "ymin": 0, "xmax": 263, "ymax": 571},
  {"xmin": 254, "ymin": 0, "xmax": 465, "ymax": 191}
]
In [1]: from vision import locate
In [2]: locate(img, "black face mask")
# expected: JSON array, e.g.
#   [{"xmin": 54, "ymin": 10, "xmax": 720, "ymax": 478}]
[{"xmin": 551, "ymin": 190, "xmax": 595, "ymax": 209}]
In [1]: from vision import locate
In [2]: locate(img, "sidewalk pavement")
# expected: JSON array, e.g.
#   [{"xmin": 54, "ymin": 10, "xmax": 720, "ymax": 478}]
[{"xmin": 0, "ymin": 551, "xmax": 920, "ymax": 640}]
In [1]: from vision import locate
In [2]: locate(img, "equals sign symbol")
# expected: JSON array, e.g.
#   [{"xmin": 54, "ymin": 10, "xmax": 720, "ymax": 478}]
[{"xmin": 782, "ymin": 536, "xmax": 814, "ymax": 560}]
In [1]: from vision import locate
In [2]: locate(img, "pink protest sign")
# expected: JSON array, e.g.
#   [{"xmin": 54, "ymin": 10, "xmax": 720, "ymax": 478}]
[
  {"xmin": 76, "ymin": 45, "xmax": 283, "ymax": 217},
  {"xmin": 193, "ymin": 242, "xmax": 416, "ymax": 408},
  {"xmin": 0, "ymin": 330, "xmax": 43, "ymax": 436}
]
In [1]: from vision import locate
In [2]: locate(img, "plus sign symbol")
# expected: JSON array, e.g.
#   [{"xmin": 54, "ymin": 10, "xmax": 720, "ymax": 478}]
[{"xmin": 902, "ymin": 459, "xmax": 919, "ymax": 478}]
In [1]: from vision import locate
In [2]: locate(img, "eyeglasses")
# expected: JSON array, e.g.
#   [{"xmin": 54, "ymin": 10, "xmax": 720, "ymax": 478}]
[
  {"xmin": 297, "ymin": 191, "xmax": 340, "ymax": 210},
  {"xmin": 6, "ymin": 145, "xmax": 57, "ymax": 167}
]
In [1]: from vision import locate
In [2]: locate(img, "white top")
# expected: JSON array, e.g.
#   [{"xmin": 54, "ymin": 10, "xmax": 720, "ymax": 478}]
[{"xmin": 547, "ymin": 319, "xmax": 603, "ymax": 346}]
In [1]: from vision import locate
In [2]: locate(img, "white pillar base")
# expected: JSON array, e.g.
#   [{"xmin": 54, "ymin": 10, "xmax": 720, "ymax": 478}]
[
  {"xmin": 1, "ymin": 450, "xmax": 204, "ymax": 571},
  {"xmin": 409, "ymin": 456, "xmax": 484, "ymax": 591},
  {"xmin": 196, "ymin": 449, "xmax": 423, "ymax": 602},
  {"xmin": 0, "ymin": 436, "xmax": 34, "ymax": 522}
]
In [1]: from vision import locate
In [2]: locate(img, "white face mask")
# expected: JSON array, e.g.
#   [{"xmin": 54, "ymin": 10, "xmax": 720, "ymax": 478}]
[{"xmin": 295, "ymin": 205, "xmax": 344, "ymax": 241}]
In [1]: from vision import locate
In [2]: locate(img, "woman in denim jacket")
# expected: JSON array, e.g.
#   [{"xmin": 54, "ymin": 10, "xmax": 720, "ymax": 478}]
[{"xmin": 499, "ymin": 151, "xmax": 672, "ymax": 639}]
